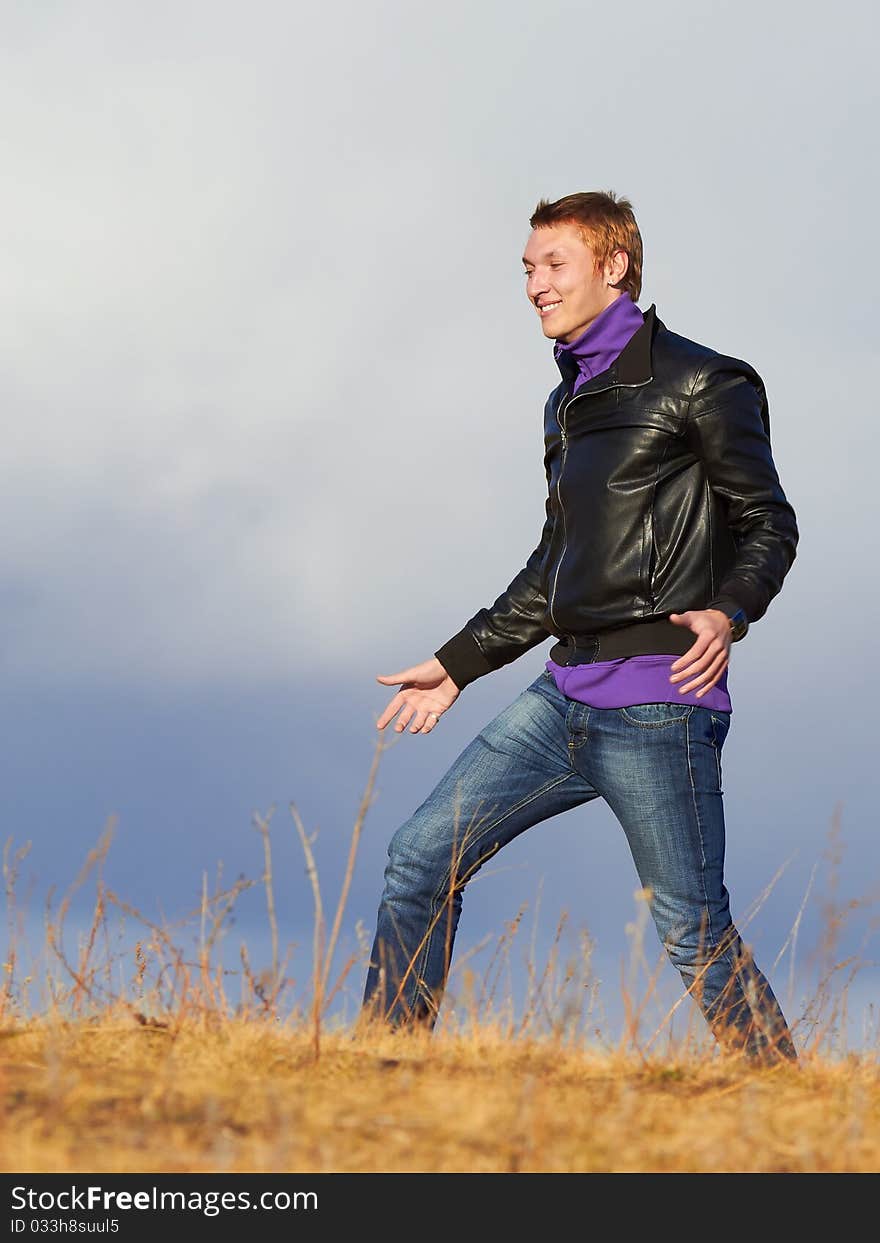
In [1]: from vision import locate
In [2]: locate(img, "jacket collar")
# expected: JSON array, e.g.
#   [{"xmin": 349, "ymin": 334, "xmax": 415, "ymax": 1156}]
[
  {"xmin": 559, "ymin": 302, "xmax": 659, "ymax": 397},
  {"xmin": 615, "ymin": 302, "xmax": 657, "ymax": 384}
]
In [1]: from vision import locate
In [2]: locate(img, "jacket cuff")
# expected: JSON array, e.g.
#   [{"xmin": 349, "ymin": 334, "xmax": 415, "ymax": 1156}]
[
  {"xmin": 705, "ymin": 596, "xmax": 743, "ymax": 618},
  {"xmin": 708, "ymin": 580, "xmax": 761, "ymax": 620},
  {"xmin": 434, "ymin": 626, "xmax": 494, "ymax": 692}
]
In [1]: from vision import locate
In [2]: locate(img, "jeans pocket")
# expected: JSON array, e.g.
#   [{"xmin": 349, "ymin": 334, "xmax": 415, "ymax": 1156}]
[
  {"xmin": 619, "ymin": 700, "xmax": 695, "ymax": 727},
  {"xmin": 710, "ymin": 711, "xmax": 731, "ymax": 746}
]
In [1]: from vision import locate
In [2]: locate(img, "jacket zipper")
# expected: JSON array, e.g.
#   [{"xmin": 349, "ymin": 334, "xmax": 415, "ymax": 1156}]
[
  {"xmin": 548, "ymin": 375, "xmax": 654, "ymax": 632},
  {"xmin": 548, "ymin": 389, "xmax": 571, "ymax": 631}
]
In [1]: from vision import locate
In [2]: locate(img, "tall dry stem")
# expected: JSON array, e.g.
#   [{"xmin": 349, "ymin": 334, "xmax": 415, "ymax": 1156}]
[
  {"xmin": 2, "ymin": 836, "xmax": 32, "ymax": 1021},
  {"xmin": 253, "ymin": 809, "xmax": 280, "ymax": 1004}
]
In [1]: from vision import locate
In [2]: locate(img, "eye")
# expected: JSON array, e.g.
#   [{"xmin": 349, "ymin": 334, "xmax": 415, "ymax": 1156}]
[{"xmin": 550, "ymin": 262, "xmax": 563, "ymax": 269}]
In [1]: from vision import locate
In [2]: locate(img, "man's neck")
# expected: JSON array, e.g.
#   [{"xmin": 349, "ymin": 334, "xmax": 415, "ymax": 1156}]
[{"xmin": 553, "ymin": 292, "xmax": 644, "ymax": 392}]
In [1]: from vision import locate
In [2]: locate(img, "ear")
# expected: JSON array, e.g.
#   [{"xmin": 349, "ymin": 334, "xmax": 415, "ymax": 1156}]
[{"xmin": 607, "ymin": 248, "xmax": 630, "ymax": 288}]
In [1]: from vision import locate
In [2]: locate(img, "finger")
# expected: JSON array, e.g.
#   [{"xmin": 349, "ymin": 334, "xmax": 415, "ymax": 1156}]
[
  {"xmin": 393, "ymin": 703, "xmax": 417, "ymax": 733},
  {"xmin": 376, "ymin": 671, "xmax": 413, "ymax": 685},
  {"xmin": 694, "ymin": 651, "xmax": 728, "ymax": 694},
  {"xmin": 412, "ymin": 707, "xmax": 443, "ymax": 734},
  {"xmin": 376, "ymin": 693, "xmax": 406, "ymax": 730},
  {"xmin": 680, "ymin": 651, "xmax": 728, "ymax": 695},
  {"xmin": 695, "ymin": 671, "xmax": 723, "ymax": 697},
  {"xmin": 669, "ymin": 633, "xmax": 710, "ymax": 672},
  {"xmin": 670, "ymin": 630, "xmax": 730, "ymax": 679},
  {"xmin": 672, "ymin": 648, "xmax": 721, "ymax": 688},
  {"xmin": 669, "ymin": 636, "xmax": 713, "ymax": 679}
]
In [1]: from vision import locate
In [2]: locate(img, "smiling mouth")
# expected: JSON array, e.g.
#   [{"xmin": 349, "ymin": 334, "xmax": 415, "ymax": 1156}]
[{"xmin": 537, "ymin": 301, "xmax": 562, "ymax": 316}]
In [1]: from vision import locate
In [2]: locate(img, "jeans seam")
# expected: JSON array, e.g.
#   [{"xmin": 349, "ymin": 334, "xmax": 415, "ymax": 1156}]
[
  {"xmin": 684, "ymin": 711, "xmax": 731, "ymax": 968},
  {"xmin": 686, "ymin": 712, "xmax": 762, "ymax": 1042},
  {"xmin": 410, "ymin": 770, "xmax": 577, "ymax": 1007}
]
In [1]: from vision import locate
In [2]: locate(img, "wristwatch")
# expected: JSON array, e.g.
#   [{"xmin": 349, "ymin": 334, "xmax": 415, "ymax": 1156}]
[{"xmin": 727, "ymin": 606, "xmax": 749, "ymax": 642}]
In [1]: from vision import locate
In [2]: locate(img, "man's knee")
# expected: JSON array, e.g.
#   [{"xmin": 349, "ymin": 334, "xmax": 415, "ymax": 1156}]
[
  {"xmin": 660, "ymin": 912, "xmax": 743, "ymax": 976},
  {"xmin": 383, "ymin": 803, "xmax": 482, "ymax": 894},
  {"xmin": 382, "ymin": 811, "xmax": 463, "ymax": 910}
]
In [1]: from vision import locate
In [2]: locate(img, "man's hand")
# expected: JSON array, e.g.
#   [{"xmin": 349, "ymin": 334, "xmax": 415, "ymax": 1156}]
[
  {"xmin": 375, "ymin": 658, "xmax": 461, "ymax": 735},
  {"xmin": 667, "ymin": 610, "xmax": 732, "ymax": 697}
]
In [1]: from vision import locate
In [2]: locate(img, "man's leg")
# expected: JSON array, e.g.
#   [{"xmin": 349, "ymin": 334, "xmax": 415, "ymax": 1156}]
[
  {"xmin": 576, "ymin": 700, "xmax": 798, "ymax": 1064},
  {"xmin": 362, "ymin": 669, "xmax": 600, "ymax": 1029}
]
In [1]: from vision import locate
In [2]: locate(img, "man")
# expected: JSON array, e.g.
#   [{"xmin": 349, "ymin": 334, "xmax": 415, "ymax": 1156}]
[{"xmin": 362, "ymin": 191, "xmax": 799, "ymax": 1064}]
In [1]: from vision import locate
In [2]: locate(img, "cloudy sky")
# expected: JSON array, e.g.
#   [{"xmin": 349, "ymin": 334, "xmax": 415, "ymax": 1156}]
[{"xmin": 1, "ymin": 1, "xmax": 877, "ymax": 1046}]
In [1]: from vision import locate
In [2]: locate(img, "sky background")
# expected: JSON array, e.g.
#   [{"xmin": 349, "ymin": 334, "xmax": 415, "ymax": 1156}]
[{"xmin": 1, "ymin": 1, "xmax": 877, "ymax": 1049}]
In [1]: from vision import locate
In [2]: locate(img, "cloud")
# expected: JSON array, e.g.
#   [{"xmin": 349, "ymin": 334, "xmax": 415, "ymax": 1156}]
[{"xmin": 0, "ymin": 1, "xmax": 875, "ymax": 682}]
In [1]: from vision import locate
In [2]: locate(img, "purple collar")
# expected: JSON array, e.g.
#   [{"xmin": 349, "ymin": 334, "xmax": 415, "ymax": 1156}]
[{"xmin": 554, "ymin": 292, "xmax": 645, "ymax": 393}]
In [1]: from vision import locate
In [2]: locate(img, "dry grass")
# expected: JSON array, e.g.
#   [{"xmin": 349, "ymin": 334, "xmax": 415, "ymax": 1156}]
[
  {"xmin": 2, "ymin": 1017, "xmax": 878, "ymax": 1173},
  {"xmin": 1, "ymin": 734, "xmax": 878, "ymax": 1174}
]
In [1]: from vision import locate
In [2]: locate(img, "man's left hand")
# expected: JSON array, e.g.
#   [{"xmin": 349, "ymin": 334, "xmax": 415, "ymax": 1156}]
[{"xmin": 667, "ymin": 610, "xmax": 732, "ymax": 697}]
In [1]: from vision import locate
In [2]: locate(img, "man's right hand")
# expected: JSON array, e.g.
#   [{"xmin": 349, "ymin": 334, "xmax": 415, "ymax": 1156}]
[{"xmin": 375, "ymin": 658, "xmax": 461, "ymax": 735}]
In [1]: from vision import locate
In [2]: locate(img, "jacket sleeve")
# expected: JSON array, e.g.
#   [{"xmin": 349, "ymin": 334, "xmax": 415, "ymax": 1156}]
[
  {"xmin": 684, "ymin": 355, "xmax": 799, "ymax": 628},
  {"xmin": 433, "ymin": 470, "xmax": 556, "ymax": 692}
]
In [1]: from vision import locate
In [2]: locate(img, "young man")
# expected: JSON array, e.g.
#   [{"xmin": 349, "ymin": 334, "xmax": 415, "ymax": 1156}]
[{"xmin": 362, "ymin": 191, "xmax": 799, "ymax": 1064}]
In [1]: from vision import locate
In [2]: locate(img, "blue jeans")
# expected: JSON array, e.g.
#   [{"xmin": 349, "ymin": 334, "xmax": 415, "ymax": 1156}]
[{"xmin": 362, "ymin": 669, "xmax": 797, "ymax": 1063}]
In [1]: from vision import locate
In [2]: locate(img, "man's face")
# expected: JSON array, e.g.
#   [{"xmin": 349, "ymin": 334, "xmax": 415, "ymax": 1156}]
[{"xmin": 522, "ymin": 222, "xmax": 624, "ymax": 343}]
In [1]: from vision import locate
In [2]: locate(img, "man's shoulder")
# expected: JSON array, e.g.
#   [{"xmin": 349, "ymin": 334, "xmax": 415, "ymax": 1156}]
[{"xmin": 653, "ymin": 320, "xmax": 763, "ymax": 396}]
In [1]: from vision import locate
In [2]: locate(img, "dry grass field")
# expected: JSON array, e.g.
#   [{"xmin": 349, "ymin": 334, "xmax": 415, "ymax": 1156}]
[
  {"xmin": 2, "ymin": 1015, "xmax": 879, "ymax": 1173},
  {"xmin": 2, "ymin": 741, "xmax": 878, "ymax": 1174}
]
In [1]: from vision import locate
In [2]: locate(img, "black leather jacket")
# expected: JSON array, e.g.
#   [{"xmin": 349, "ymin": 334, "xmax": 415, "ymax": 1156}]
[{"xmin": 435, "ymin": 304, "xmax": 799, "ymax": 692}]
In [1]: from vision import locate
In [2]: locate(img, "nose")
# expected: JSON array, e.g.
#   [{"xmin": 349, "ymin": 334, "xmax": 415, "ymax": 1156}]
[{"xmin": 526, "ymin": 269, "xmax": 549, "ymax": 302}]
